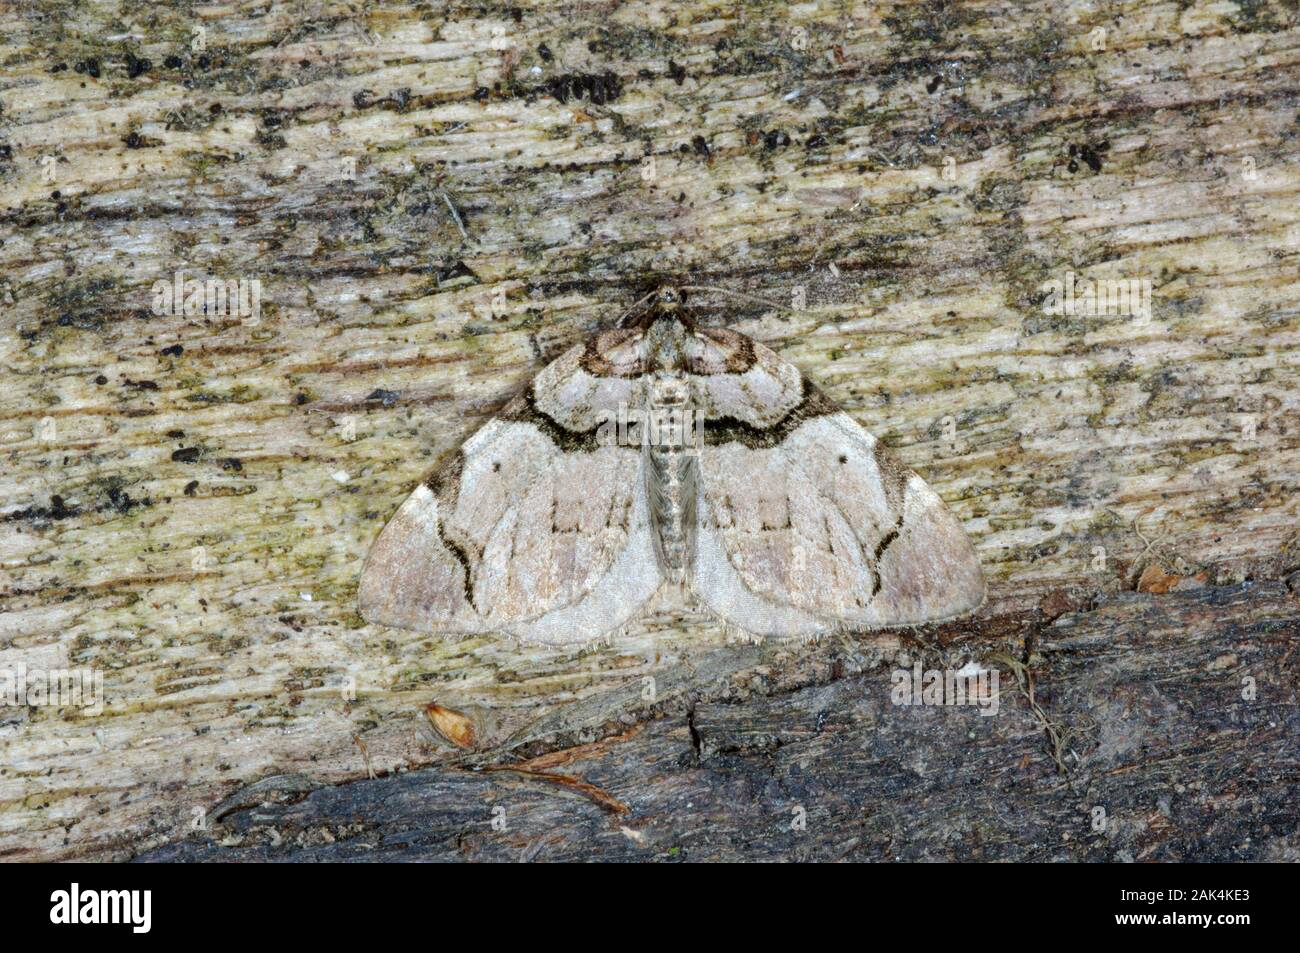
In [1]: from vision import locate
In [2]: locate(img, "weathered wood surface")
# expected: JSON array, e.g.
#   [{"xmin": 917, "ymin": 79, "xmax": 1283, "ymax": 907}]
[
  {"xmin": 1, "ymin": 0, "xmax": 1298, "ymax": 861},
  {"xmin": 140, "ymin": 581, "xmax": 1300, "ymax": 862}
]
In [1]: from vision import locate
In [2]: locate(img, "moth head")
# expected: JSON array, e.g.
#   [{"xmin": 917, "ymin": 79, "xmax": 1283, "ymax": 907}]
[{"xmin": 656, "ymin": 286, "xmax": 683, "ymax": 309}]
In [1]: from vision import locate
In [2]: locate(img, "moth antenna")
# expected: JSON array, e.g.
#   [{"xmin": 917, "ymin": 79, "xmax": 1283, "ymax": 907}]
[
  {"xmin": 614, "ymin": 288, "xmax": 660, "ymax": 327},
  {"xmin": 677, "ymin": 285, "xmax": 792, "ymax": 313}
]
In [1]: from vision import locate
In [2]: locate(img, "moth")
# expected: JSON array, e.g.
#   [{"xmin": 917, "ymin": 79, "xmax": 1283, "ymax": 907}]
[{"xmin": 359, "ymin": 288, "xmax": 984, "ymax": 644}]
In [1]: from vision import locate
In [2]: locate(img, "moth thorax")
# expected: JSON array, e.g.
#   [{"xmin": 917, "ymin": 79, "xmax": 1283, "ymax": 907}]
[
  {"xmin": 650, "ymin": 374, "xmax": 689, "ymax": 407},
  {"xmin": 643, "ymin": 315, "xmax": 688, "ymax": 370}
]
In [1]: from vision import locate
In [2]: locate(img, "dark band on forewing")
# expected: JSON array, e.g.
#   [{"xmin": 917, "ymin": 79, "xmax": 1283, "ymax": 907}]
[
  {"xmin": 701, "ymin": 378, "xmax": 838, "ymax": 448},
  {"xmin": 437, "ymin": 522, "xmax": 477, "ymax": 610},
  {"xmin": 873, "ymin": 520, "xmax": 903, "ymax": 565},
  {"xmin": 870, "ymin": 443, "xmax": 913, "ymax": 514},
  {"xmin": 686, "ymin": 328, "xmax": 757, "ymax": 375},
  {"xmin": 499, "ymin": 387, "xmax": 604, "ymax": 452},
  {"xmin": 424, "ymin": 449, "xmax": 466, "ymax": 498},
  {"xmin": 416, "ymin": 452, "xmax": 476, "ymax": 608},
  {"xmin": 869, "ymin": 512, "xmax": 906, "ymax": 596},
  {"xmin": 578, "ymin": 330, "xmax": 647, "ymax": 378}
]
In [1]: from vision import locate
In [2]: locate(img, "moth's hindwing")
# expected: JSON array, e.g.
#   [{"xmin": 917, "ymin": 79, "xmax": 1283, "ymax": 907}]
[
  {"xmin": 687, "ymin": 327, "xmax": 985, "ymax": 637},
  {"xmin": 358, "ymin": 330, "xmax": 663, "ymax": 644}
]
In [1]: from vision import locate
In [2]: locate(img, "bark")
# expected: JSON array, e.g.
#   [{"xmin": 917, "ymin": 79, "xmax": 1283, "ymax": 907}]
[{"xmin": 141, "ymin": 582, "xmax": 1300, "ymax": 862}]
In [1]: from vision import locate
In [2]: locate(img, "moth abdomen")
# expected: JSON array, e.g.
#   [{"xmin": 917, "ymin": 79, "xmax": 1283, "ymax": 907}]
[{"xmin": 646, "ymin": 369, "xmax": 700, "ymax": 582}]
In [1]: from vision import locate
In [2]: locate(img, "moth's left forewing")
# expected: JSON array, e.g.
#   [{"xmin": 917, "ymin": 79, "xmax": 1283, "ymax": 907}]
[
  {"xmin": 359, "ymin": 326, "xmax": 663, "ymax": 644},
  {"xmin": 689, "ymin": 327, "xmax": 984, "ymax": 633},
  {"xmin": 685, "ymin": 327, "xmax": 805, "ymax": 427}
]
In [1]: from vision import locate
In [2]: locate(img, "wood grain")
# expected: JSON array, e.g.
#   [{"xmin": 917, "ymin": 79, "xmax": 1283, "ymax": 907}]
[
  {"xmin": 0, "ymin": 0, "xmax": 1297, "ymax": 860},
  {"xmin": 141, "ymin": 582, "xmax": 1300, "ymax": 862}
]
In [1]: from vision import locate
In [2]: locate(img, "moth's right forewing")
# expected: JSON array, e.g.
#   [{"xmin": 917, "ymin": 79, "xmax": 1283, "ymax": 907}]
[
  {"xmin": 502, "ymin": 465, "xmax": 663, "ymax": 645},
  {"xmin": 358, "ymin": 480, "xmax": 481, "ymax": 633}
]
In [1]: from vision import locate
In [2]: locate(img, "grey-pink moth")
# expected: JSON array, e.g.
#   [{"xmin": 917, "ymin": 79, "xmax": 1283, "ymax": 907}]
[{"xmin": 359, "ymin": 288, "xmax": 984, "ymax": 644}]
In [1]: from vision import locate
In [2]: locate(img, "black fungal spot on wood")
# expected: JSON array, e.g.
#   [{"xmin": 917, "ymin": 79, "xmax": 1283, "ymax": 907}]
[
  {"xmin": 3, "ymin": 495, "xmax": 83, "ymax": 524},
  {"xmin": 107, "ymin": 486, "xmax": 147, "ymax": 514},
  {"xmin": 366, "ymin": 389, "xmax": 401, "ymax": 406},
  {"xmin": 540, "ymin": 72, "xmax": 623, "ymax": 105},
  {"xmin": 183, "ymin": 480, "xmax": 199, "ymax": 496},
  {"xmin": 55, "ymin": 311, "xmax": 103, "ymax": 331},
  {"xmin": 255, "ymin": 124, "xmax": 287, "ymax": 149},
  {"xmin": 355, "ymin": 87, "xmax": 414, "ymax": 111},
  {"xmin": 763, "ymin": 129, "xmax": 791, "ymax": 150},
  {"xmin": 159, "ymin": 344, "xmax": 183, "ymax": 357},
  {"xmin": 668, "ymin": 60, "xmax": 687, "ymax": 85},
  {"xmin": 435, "ymin": 260, "xmax": 477, "ymax": 284},
  {"xmin": 125, "ymin": 53, "xmax": 152, "ymax": 79},
  {"xmin": 1081, "ymin": 143, "xmax": 1105, "ymax": 172},
  {"xmin": 172, "ymin": 447, "xmax": 202, "ymax": 463},
  {"xmin": 1067, "ymin": 140, "xmax": 1109, "ymax": 174},
  {"xmin": 49, "ymin": 495, "xmax": 77, "ymax": 519}
]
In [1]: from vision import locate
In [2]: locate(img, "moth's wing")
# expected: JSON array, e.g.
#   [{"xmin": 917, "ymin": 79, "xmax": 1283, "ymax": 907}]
[
  {"xmin": 358, "ymin": 329, "xmax": 663, "ymax": 644},
  {"xmin": 686, "ymin": 328, "xmax": 985, "ymax": 637}
]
